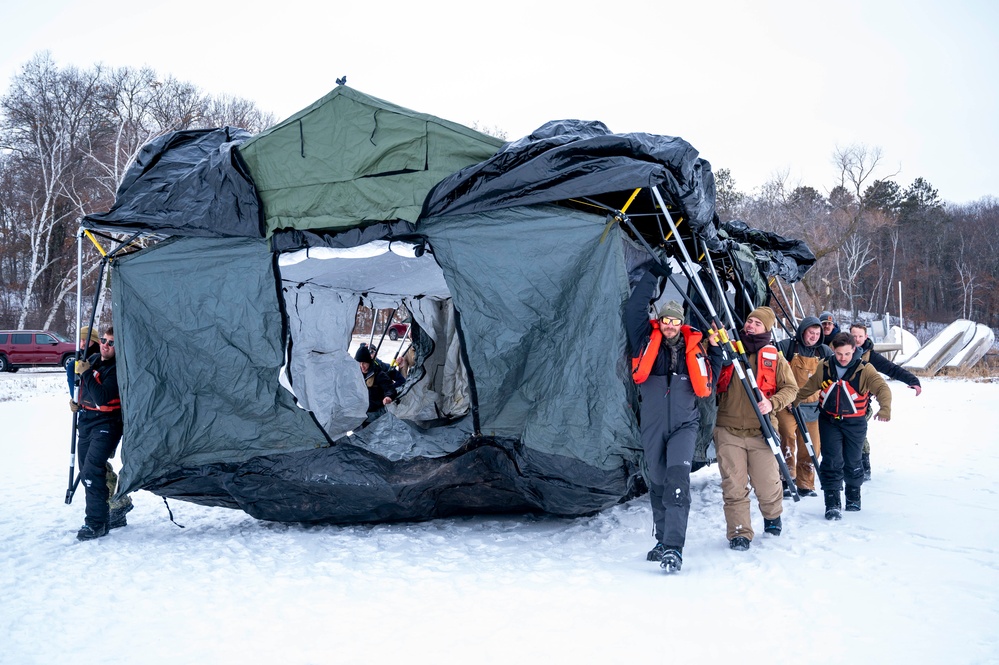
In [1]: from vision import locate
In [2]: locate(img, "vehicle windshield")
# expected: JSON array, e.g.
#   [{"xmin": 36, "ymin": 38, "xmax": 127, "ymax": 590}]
[{"xmin": 50, "ymin": 331, "xmax": 70, "ymax": 343}]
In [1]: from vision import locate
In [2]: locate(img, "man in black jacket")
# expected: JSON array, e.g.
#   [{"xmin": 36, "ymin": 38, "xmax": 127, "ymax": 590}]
[
  {"xmin": 71, "ymin": 326, "xmax": 124, "ymax": 541},
  {"xmin": 355, "ymin": 345, "xmax": 398, "ymax": 423},
  {"xmin": 850, "ymin": 323, "xmax": 922, "ymax": 479},
  {"xmin": 626, "ymin": 265, "xmax": 721, "ymax": 573}
]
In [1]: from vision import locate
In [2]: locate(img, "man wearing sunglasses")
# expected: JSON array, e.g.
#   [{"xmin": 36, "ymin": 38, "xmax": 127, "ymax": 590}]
[
  {"xmin": 626, "ymin": 263, "xmax": 722, "ymax": 573},
  {"xmin": 71, "ymin": 326, "xmax": 125, "ymax": 540}
]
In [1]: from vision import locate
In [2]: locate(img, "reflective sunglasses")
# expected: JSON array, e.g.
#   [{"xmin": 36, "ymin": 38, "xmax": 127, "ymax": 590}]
[
  {"xmin": 660, "ymin": 317, "xmax": 683, "ymax": 326},
  {"xmin": 99, "ymin": 338, "xmax": 115, "ymax": 347}
]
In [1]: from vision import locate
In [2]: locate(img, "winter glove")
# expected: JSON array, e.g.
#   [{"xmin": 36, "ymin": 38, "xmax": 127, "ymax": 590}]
[
  {"xmin": 74, "ymin": 359, "xmax": 90, "ymax": 374},
  {"xmin": 69, "ymin": 400, "xmax": 80, "ymax": 413},
  {"xmin": 647, "ymin": 261, "xmax": 671, "ymax": 279}
]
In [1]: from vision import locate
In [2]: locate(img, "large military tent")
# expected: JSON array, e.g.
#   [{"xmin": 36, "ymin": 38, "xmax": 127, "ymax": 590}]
[{"xmin": 81, "ymin": 86, "xmax": 808, "ymax": 524}]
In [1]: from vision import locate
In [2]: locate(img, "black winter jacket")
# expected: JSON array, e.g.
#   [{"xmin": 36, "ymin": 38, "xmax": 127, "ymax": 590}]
[{"xmin": 854, "ymin": 338, "xmax": 921, "ymax": 388}]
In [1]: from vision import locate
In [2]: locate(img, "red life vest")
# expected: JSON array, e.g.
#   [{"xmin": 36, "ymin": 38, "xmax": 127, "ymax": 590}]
[
  {"xmin": 717, "ymin": 344, "xmax": 779, "ymax": 398},
  {"xmin": 818, "ymin": 362, "xmax": 870, "ymax": 418},
  {"xmin": 631, "ymin": 322, "xmax": 713, "ymax": 397}
]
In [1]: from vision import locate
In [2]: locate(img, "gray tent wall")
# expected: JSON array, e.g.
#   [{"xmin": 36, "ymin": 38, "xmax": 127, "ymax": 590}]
[
  {"xmin": 111, "ymin": 236, "xmax": 330, "ymax": 497},
  {"xmin": 420, "ymin": 204, "xmax": 641, "ymax": 470}
]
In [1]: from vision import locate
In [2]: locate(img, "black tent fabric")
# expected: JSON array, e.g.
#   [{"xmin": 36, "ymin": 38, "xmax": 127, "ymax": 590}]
[
  {"xmin": 422, "ymin": 119, "xmax": 722, "ymax": 250},
  {"xmin": 83, "ymin": 127, "xmax": 262, "ymax": 238},
  {"xmin": 720, "ymin": 219, "xmax": 816, "ymax": 283}
]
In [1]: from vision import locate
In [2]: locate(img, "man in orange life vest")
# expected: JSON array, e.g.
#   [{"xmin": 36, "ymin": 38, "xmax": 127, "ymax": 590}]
[
  {"xmin": 626, "ymin": 265, "xmax": 722, "ymax": 573},
  {"xmin": 794, "ymin": 332, "xmax": 892, "ymax": 520},
  {"xmin": 713, "ymin": 306, "xmax": 798, "ymax": 551}
]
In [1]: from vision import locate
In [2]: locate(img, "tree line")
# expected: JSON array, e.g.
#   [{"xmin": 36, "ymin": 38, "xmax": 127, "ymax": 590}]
[
  {"xmin": 0, "ymin": 52, "xmax": 274, "ymax": 333},
  {"xmin": 2, "ymin": 54, "xmax": 996, "ymax": 338},
  {"xmin": 716, "ymin": 145, "xmax": 999, "ymax": 332}
]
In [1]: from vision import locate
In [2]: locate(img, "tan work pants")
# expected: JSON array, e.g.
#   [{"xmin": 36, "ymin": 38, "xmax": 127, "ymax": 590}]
[
  {"xmin": 776, "ymin": 409, "xmax": 822, "ymax": 490},
  {"xmin": 714, "ymin": 427, "xmax": 783, "ymax": 541}
]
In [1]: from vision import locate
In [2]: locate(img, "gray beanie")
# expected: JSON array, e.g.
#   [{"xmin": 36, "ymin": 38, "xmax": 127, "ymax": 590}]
[{"xmin": 658, "ymin": 300, "xmax": 684, "ymax": 321}]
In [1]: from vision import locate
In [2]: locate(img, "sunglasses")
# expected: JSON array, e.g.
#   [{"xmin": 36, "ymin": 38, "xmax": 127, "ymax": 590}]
[
  {"xmin": 99, "ymin": 338, "xmax": 115, "ymax": 347},
  {"xmin": 660, "ymin": 317, "xmax": 683, "ymax": 326}
]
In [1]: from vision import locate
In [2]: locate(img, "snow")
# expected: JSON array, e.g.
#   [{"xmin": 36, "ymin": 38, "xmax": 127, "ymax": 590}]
[{"xmin": 2, "ymin": 369, "xmax": 998, "ymax": 665}]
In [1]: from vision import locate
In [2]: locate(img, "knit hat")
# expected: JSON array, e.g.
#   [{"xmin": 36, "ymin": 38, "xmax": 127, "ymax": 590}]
[
  {"xmin": 657, "ymin": 300, "xmax": 684, "ymax": 321},
  {"xmin": 747, "ymin": 306, "xmax": 776, "ymax": 332},
  {"xmin": 79, "ymin": 326, "xmax": 99, "ymax": 344},
  {"xmin": 819, "ymin": 311, "xmax": 835, "ymax": 324},
  {"xmin": 354, "ymin": 346, "xmax": 373, "ymax": 363}
]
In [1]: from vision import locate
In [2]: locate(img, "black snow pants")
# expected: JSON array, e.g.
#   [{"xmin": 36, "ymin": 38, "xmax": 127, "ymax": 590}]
[
  {"xmin": 77, "ymin": 413, "xmax": 123, "ymax": 528},
  {"xmin": 640, "ymin": 374, "xmax": 697, "ymax": 548},
  {"xmin": 817, "ymin": 413, "xmax": 867, "ymax": 491}
]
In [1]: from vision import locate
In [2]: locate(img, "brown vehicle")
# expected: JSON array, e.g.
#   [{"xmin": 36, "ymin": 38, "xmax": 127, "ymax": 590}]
[{"xmin": 0, "ymin": 330, "xmax": 77, "ymax": 372}]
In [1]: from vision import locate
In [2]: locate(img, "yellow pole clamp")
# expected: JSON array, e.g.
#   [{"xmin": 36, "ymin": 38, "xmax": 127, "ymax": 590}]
[{"xmin": 83, "ymin": 230, "xmax": 107, "ymax": 258}]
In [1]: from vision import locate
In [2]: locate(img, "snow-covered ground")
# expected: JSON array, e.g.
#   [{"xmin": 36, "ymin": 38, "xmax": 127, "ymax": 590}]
[{"xmin": 2, "ymin": 369, "xmax": 998, "ymax": 664}]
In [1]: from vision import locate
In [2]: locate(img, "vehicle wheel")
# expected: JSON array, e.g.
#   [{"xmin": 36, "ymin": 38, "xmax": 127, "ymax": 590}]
[
  {"xmin": 63, "ymin": 354, "xmax": 76, "ymax": 370},
  {"xmin": 388, "ymin": 330, "xmax": 398, "ymax": 341},
  {"xmin": 0, "ymin": 355, "xmax": 9, "ymax": 372}
]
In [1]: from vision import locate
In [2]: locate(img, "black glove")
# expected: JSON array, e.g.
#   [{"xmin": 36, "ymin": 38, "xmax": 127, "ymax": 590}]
[{"xmin": 647, "ymin": 261, "xmax": 671, "ymax": 279}]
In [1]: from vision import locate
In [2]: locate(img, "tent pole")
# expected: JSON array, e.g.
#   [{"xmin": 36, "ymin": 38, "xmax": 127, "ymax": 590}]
[{"xmin": 650, "ymin": 186, "xmax": 799, "ymax": 502}]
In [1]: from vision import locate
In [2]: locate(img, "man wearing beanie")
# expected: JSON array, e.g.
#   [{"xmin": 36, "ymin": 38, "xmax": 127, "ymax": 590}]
[
  {"xmin": 713, "ymin": 306, "xmax": 798, "ymax": 551},
  {"xmin": 625, "ymin": 265, "xmax": 722, "ymax": 573},
  {"xmin": 355, "ymin": 344, "xmax": 397, "ymax": 422}
]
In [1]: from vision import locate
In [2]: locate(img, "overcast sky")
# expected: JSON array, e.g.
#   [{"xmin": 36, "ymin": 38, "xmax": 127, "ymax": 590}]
[{"xmin": 3, "ymin": 0, "xmax": 996, "ymax": 204}]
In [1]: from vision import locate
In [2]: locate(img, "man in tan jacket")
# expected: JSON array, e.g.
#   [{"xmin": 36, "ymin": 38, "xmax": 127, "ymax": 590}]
[
  {"xmin": 714, "ymin": 306, "xmax": 798, "ymax": 551},
  {"xmin": 795, "ymin": 332, "xmax": 892, "ymax": 520}
]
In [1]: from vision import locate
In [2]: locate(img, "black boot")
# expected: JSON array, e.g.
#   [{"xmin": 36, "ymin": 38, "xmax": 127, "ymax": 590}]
[
  {"xmin": 76, "ymin": 522, "xmax": 109, "ymax": 541},
  {"xmin": 862, "ymin": 453, "xmax": 872, "ymax": 481},
  {"xmin": 764, "ymin": 516, "xmax": 782, "ymax": 536},
  {"xmin": 660, "ymin": 547, "xmax": 683, "ymax": 573},
  {"xmin": 109, "ymin": 502, "xmax": 134, "ymax": 530},
  {"xmin": 824, "ymin": 489, "xmax": 842, "ymax": 521},
  {"xmin": 647, "ymin": 542, "xmax": 667, "ymax": 562},
  {"xmin": 845, "ymin": 485, "xmax": 862, "ymax": 512},
  {"xmin": 729, "ymin": 536, "xmax": 751, "ymax": 551}
]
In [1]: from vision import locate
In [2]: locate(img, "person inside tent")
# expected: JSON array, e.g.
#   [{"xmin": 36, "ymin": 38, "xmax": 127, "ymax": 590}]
[
  {"xmin": 355, "ymin": 345, "xmax": 398, "ymax": 423},
  {"xmin": 850, "ymin": 322, "xmax": 921, "ymax": 480}
]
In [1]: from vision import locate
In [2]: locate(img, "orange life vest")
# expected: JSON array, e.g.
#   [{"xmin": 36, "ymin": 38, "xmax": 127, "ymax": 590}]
[
  {"xmin": 631, "ymin": 323, "xmax": 713, "ymax": 397},
  {"xmin": 818, "ymin": 362, "xmax": 870, "ymax": 418},
  {"xmin": 716, "ymin": 344, "xmax": 779, "ymax": 398}
]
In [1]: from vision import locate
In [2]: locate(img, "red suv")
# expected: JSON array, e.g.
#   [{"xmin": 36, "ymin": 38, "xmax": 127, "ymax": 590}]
[{"xmin": 0, "ymin": 330, "xmax": 78, "ymax": 372}]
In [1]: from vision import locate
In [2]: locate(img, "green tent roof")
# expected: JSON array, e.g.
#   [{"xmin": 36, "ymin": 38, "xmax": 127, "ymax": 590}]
[{"xmin": 237, "ymin": 86, "xmax": 503, "ymax": 237}]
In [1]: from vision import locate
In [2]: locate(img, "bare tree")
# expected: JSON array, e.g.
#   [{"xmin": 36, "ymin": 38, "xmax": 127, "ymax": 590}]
[
  {"xmin": 836, "ymin": 234, "xmax": 876, "ymax": 319},
  {"xmin": 0, "ymin": 54, "xmax": 107, "ymax": 328}
]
